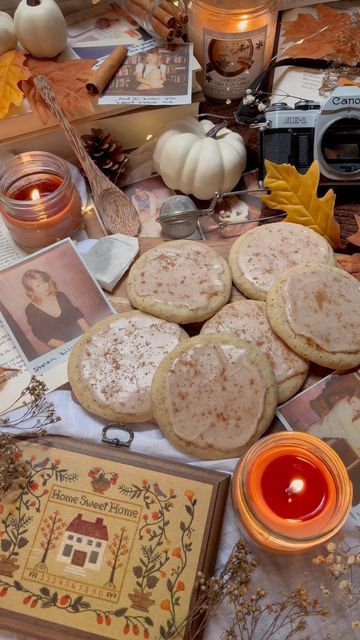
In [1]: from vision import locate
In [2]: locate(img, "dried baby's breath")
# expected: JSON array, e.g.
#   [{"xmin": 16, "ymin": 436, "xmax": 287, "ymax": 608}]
[
  {"xmin": 167, "ymin": 540, "xmax": 328, "ymax": 640},
  {"xmin": 313, "ymin": 538, "xmax": 360, "ymax": 616},
  {"xmin": 0, "ymin": 375, "xmax": 60, "ymax": 430}
]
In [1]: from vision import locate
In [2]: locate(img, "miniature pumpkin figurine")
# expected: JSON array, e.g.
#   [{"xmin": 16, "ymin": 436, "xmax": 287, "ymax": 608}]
[
  {"xmin": 153, "ymin": 117, "xmax": 247, "ymax": 200},
  {"xmin": 14, "ymin": 0, "xmax": 67, "ymax": 59},
  {"xmin": 0, "ymin": 12, "xmax": 17, "ymax": 56}
]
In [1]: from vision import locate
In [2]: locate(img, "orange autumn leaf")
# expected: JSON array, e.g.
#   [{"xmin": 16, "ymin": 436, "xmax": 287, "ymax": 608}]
[
  {"xmin": 21, "ymin": 57, "xmax": 96, "ymax": 124},
  {"xmin": 0, "ymin": 50, "xmax": 31, "ymax": 119},
  {"xmin": 337, "ymin": 77, "xmax": 360, "ymax": 89},
  {"xmin": 261, "ymin": 160, "xmax": 342, "ymax": 249},
  {"xmin": 281, "ymin": 4, "xmax": 360, "ymax": 66}
]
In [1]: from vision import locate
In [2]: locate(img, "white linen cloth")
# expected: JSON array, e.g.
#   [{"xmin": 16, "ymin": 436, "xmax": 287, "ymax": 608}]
[{"xmin": 1, "ymin": 390, "xmax": 359, "ymax": 639}]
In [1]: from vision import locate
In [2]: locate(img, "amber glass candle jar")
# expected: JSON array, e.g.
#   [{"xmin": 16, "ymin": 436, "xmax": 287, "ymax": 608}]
[
  {"xmin": 232, "ymin": 432, "xmax": 353, "ymax": 553},
  {"xmin": 0, "ymin": 152, "xmax": 82, "ymax": 250},
  {"xmin": 187, "ymin": 0, "xmax": 277, "ymax": 100}
]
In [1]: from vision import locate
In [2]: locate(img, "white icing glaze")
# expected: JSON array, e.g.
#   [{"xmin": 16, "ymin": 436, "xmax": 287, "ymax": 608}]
[
  {"xmin": 80, "ymin": 314, "xmax": 182, "ymax": 416},
  {"xmin": 283, "ymin": 267, "xmax": 360, "ymax": 353},
  {"xmin": 236, "ymin": 223, "xmax": 333, "ymax": 293},
  {"xmin": 165, "ymin": 342, "xmax": 267, "ymax": 452},
  {"xmin": 203, "ymin": 301, "xmax": 308, "ymax": 384},
  {"xmin": 134, "ymin": 243, "xmax": 226, "ymax": 309}
]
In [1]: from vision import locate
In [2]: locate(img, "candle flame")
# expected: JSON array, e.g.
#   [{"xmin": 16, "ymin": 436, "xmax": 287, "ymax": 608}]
[
  {"xmin": 287, "ymin": 478, "xmax": 304, "ymax": 495},
  {"xmin": 31, "ymin": 188, "xmax": 41, "ymax": 201},
  {"xmin": 237, "ymin": 17, "xmax": 249, "ymax": 31}
]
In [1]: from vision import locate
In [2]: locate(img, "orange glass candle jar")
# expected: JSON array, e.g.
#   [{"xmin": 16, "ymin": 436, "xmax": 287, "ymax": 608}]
[
  {"xmin": 187, "ymin": 0, "xmax": 278, "ymax": 100},
  {"xmin": 0, "ymin": 152, "xmax": 82, "ymax": 250},
  {"xmin": 232, "ymin": 432, "xmax": 353, "ymax": 553}
]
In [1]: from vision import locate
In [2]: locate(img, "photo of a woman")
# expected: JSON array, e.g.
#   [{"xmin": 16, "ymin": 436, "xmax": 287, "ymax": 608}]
[
  {"xmin": 22, "ymin": 269, "xmax": 90, "ymax": 348},
  {"xmin": 135, "ymin": 52, "xmax": 166, "ymax": 90}
]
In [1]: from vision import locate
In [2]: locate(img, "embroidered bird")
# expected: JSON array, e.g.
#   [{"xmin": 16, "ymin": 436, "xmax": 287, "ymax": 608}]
[
  {"xmin": 152, "ymin": 482, "xmax": 167, "ymax": 498},
  {"xmin": 32, "ymin": 457, "xmax": 50, "ymax": 469}
]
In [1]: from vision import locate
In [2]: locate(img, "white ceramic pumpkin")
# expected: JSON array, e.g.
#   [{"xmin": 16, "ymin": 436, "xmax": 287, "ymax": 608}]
[
  {"xmin": 153, "ymin": 117, "xmax": 247, "ymax": 200},
  {"xmin": 14, "ymin": 0, "xmax": 67, "ymax": 59},
  {"xmin": 0, "ymin": 12, "xmax": 17, "ymax": 56}
]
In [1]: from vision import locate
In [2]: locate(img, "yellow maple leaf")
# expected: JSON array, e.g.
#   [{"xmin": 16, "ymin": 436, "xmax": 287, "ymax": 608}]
[
  {"xmin": 261, "ymin": 159, "xmax": 342, "ymax": 248},
  {"xmin": 0, "ymin": 50, "xmax": 31, "ymax": 120}
]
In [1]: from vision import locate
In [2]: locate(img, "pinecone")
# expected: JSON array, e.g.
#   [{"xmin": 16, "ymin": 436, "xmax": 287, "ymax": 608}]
[{"xmin": 81, "ymin": 128, "xmax": 127, "ymax": 184}]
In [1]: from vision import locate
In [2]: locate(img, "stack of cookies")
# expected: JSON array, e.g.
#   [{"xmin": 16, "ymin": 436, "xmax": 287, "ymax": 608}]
[{"xmin": 68, "ymin": 224, "xmax": 360, "ymax": 460}]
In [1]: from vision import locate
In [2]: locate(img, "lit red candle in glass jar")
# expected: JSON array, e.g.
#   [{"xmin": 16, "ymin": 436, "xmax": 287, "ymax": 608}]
[
  {"xmin": 232, "ymin": 432, "xmax": 353, "ymax": 553},
  {"xmin": 0, "ymin": 152, "xmax": 83, "ymax": 250}
]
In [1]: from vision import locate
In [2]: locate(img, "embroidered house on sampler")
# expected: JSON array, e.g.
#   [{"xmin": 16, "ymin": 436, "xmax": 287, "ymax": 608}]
[{"xmin": 57, "ymin": 513, "xmax": 109, "ymax": 572}]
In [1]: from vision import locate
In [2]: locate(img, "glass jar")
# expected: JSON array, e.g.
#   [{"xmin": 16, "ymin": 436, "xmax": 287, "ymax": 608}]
[
  {"xmin": 121, "ymin": 0, "xmax": 187, "ymax": 40},
  {"xmin": 187, "ymin": 0, "xmax": 278, "ymax": 100},
  {"xmin": 232, "ymin": 432, "xmax": 353, "ymax": 553},
  {"xmin": 0, "ymin": 152, "xmax": 83, "ymax": 250}
]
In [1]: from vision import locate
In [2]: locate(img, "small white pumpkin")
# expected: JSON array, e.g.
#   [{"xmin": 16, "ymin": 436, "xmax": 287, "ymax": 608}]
[
  {"xmin": 14, "ymin": 0, "xmax": 67, "ymax": 59},
  {"xmin": 153, "ymin": 117, "xmax": 247, "ymax": 200},
  {"xmin": 0, "ymin": 12, "xmax": 17, "ymax": 56}
]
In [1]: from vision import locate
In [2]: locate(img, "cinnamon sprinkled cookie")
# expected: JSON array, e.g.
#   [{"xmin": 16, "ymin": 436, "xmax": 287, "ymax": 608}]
[
  {"xmin": 267, "ymin": 264, "xmax": 360, "ymax": 370},
  {"xmin": 151, "ymin": 334, "xmax": 278, "ymax": 459},
  {"xmin": 201, "ymin": 300, "xmax": 309, "ymax": 403},
  {"xmin": 127, "ymin": 240, "xmax": 232, "ymax": 323},
  {"xmin": 229, "ymin": 222, "xmax": 335, "ymax": 300},
  {"xmin": 68, "ymin": 311, "xmax": 188, "ymax": 423}
]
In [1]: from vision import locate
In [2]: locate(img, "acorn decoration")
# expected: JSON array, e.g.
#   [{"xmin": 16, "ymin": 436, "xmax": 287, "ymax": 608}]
[{"xmin": 81, "ymin": 128, "xmax": 127, "ymax": 184}]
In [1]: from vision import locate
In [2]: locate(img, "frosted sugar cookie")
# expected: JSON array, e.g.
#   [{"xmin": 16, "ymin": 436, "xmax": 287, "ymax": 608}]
[
  {"xmin": 229, "ymin": 222, "xmax": 335, "ymax": 300},
  {"xmin": 201, "ymin": 300, "xmax": 309, "ymax": 403},
  {"xmin": 68, "ymin": 311, "xmax": 188, "ymax": 423},
  {"xmin": 267, "ymin": 264, "xmax": 360, "ymax": 370},
  {"xmin": 151, "ymin": 334, "xmax": 278, "ymax": 459},
  {"xmin": 127, "ymin": 239, "xmax": 232, "ymax": 323}
]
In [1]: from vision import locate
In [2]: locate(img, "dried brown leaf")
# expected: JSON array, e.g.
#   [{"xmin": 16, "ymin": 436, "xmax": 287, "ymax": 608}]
[
  {"xmin": 21, "ymin": 57, "xmax": 96, "ymax": 124},
  {"xmin": 282, "ymin": 5, "xmax": 360, "ymax": 66}
]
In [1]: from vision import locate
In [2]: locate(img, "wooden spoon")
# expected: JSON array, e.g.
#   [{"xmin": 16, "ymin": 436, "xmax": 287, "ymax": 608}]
[{"xmin": 34, "ymin": 75, "xmax": 140, "ymax": 237}]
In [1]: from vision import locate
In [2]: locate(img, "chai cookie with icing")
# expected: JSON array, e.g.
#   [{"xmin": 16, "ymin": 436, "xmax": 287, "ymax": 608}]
[
  {"xmin": 68, "ymin": 311, "xmax": 188, "ymax": 423},
  {"xmin": 151, "ymin": 334, "xmax": 278, "ymax": 460},
  {"xmin": 267, "ymin": 264, "xmax": 360, "ymax": 370},
  {"xmin": 229, "ymin": 222, "xmax": 335, "ymax": 300},
  {"xmin": 201, "ymin": 300, "xmax": 309, "ymax": 403},
  {"xmin": 127, "ymin": 239, "xmax": 232, "ymax": 323}
]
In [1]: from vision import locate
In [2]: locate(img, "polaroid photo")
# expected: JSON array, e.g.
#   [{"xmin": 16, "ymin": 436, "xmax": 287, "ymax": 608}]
[
  {"xmin": 198, "ymin": 191, "xmax": 262, "ymax": 240},
  {"xmin": 66, "ymin": 2, "xmax": 150, "ymax": 47},
  {"xmin": 122, "ymin": 175, "xmax": 175, "ymax": 237},
  {"xmin": 277, "ymin": 369, "xmax": 360, "ymax": 516},
  {"xmin": 98, "ymin": 41, "xmax": 193, "ymax": 106},
  {"xmin": 0, "ymin": 239, "xmax": 114, "ymax": 410}
]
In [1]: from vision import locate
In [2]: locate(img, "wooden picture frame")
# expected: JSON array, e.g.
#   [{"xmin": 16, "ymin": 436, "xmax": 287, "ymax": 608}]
[{"xmin": 0, "ymin": 436, "xmax": 229, "ymax": 640}]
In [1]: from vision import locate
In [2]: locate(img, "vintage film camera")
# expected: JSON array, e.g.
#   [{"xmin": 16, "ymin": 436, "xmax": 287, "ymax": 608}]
[{"xmin": 258, "ymin": 86, "xmax": 360, "ymax": 184}]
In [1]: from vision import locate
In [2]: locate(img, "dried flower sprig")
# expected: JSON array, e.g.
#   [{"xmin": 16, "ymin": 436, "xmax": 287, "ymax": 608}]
[
  {"xmin": 167, "ymin": 539, "xmax": 328, "ymax": 640},
  {"xmin": 313, "ymin": 539, "xmax": 360, "ymax": 629},
  {"xmin": 0, "ymin": 375, "xmax": 61, "ymax": 431},
  {"xmin": 0, "ymin": 433, "xmax": 30, "ymax": 499}
]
